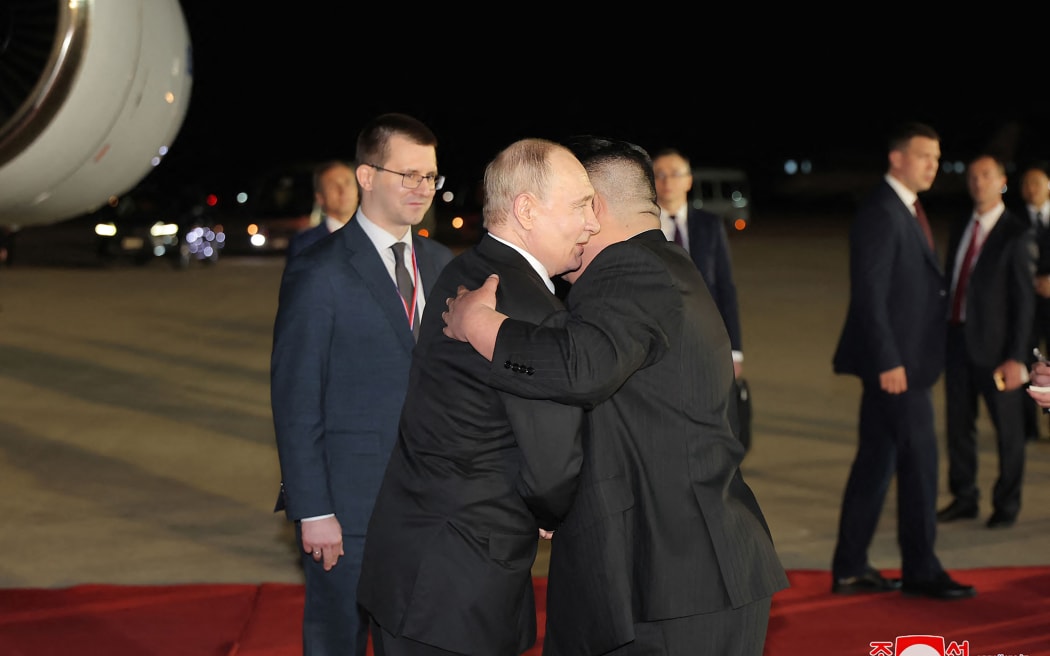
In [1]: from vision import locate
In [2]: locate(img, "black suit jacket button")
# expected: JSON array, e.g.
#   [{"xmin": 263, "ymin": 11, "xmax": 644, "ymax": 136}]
[
  {"xmin": 503, "ymin": 360, "xmax": 512, "ymax": 370},
  {"xmin": 525, "ymin": 367, "xmax": 535, "ymax": 376}
]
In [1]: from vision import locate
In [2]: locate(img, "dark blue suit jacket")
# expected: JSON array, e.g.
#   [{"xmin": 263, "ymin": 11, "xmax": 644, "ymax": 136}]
[
  {"xmin": 833, "ymin": 181, "xmax": 947, "ymax": 388},
  {"xmin": 271, "ymin": 217, "xmax": 453, "ymax": 531},
  {"xmin": 286, "ymin": 220, "xmax": 333, "ymax": 258},
  {"xmin": 684, "ymin": 208, "xmax": 742, "ymax": 352}
]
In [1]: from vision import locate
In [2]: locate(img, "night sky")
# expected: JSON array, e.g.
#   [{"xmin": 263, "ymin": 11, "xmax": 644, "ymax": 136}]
[{"xmin": 159, "ymin": 3, "xmax": 1050, "ymax": 211}]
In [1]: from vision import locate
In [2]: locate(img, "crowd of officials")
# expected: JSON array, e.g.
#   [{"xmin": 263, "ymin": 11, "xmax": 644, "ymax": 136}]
[{"xmin": 268, "ymin": 113, "xmax": 1048, "ymax": 655}]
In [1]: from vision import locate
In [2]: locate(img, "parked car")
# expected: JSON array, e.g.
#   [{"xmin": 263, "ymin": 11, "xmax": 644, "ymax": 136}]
[
  {"xmin": 93, "ymin": 183, "xmax": 224, "ymax": 268},
  {"xmin": 692, "ymin": 167, "xmax": 752, "ymax": 231}
]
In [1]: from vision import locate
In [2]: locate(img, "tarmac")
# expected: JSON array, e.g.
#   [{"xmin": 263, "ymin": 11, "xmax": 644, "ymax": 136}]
[{"xmin": 1, "ymin": 211, "xmax": 1048, "ymax": 589}]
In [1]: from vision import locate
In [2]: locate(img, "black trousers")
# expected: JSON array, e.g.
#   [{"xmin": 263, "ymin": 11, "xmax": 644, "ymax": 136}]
[
  {"xmin": 945, "ymin": 325, "xmax": 1026, "ymax": 517},
  {"xmin": 831, "ymin": 383, "xmax": 942, "ymax": 582}
]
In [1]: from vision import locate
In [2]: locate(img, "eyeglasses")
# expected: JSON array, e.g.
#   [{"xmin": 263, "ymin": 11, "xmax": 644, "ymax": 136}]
[
  {"xmin": 653, "ymin": 172, "xmax": 691, "ymax": 181},
  {"xmin": 367, "ymin": 164, "xmax": 445, "ymax": 190}
]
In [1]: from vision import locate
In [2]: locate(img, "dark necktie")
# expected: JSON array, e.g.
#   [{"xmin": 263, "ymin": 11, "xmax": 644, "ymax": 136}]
[
  {"xmin": 913, "ymin": 199, "xmax": 934, "ymax": 251},
  {"xmin": 1035, "ymin": 211, "xmax": 1044, "ymax": 235},
  {"xmin": 672, "ymin": 218, "xmax": 684, "ymax": 246},
  {"xmin": 391, "ymin": 242, "xmax": 419, "ymax": 340},
  {"xmin": 950, "ymin": 220, "xmax": 981, "ymax": 324}
]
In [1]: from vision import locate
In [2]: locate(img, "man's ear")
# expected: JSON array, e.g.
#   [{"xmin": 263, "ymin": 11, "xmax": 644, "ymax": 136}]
[
  {"xmin": 356, "ymin": 163, "xmax": 374, "ymax": 191},
  {"xmin": 591, "ymin": 192, "xmax": 606, "ymax": 219},
  {"xmin": 887, "ymin": 150, "xmax": 902, "ymax": 171},
  {"xmin": 512, "ymin": 193, "xmax": 534, "ymax": 230}
]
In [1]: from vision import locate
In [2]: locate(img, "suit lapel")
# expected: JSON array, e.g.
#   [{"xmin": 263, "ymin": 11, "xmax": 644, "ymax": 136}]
[
  {"xmin": 890, "ymin": 188, "xmax": 941, "ymax": 272},
  {"xmin": 339, "ymin": 220, "xmax": 416, "ymax": 353},
  {"xmin": 476, "ymin": 234, "xmax": 555, "ymax": 296}
]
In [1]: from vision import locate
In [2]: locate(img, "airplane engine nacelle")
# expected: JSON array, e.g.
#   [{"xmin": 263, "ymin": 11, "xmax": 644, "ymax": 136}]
[{"xmin": 0, "ymin": 0, "xmax": 192, "ymax": 228}]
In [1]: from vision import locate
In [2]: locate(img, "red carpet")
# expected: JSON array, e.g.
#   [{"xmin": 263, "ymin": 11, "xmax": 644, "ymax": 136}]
[{"xmin": 1, "ymin": 568, "xmax": 1047, "ymax": 655}]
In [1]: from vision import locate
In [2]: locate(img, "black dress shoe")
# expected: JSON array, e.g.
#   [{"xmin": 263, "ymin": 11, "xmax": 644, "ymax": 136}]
[
  {"xmin": 936, "ymin": 500, "xmax": 978, "ymax": 522},
  {"xmin": 901, "ymin": 572, "xmax": 976, "ymax": 600},
  {"xmin": 986, "ymin": 511, "xmax": 1016, "ymax": 529},
  {"xmin": 832, "ymin": 566, "xmax": 902, "ymax": 595}
]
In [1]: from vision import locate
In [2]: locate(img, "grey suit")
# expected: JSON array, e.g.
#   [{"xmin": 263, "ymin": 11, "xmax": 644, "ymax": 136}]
[
  {"xmin": 358, "ymin": 235, "xmax": 584, "ymax": 656},
  {"xmin": 271, "ymin": 216, "xmax": 453, "ymax": 655},
  {"xmin": 487, "ymin": 230, "xmax": 787, "ymax": 655}
]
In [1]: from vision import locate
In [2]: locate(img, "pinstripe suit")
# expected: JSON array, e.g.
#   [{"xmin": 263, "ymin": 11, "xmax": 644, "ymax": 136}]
[{"xmin": 488, "ymin": 230, "xmax": 788, "ymax": 655}]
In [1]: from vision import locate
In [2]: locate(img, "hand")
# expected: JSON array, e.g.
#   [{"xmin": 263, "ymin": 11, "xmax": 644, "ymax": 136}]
[
  {"xmin": 442, "ymin": 273, "xmax": 499, "ymax": 341},
  {"xmin": 993, "ymin": 359, "xmax": 1028, "ymax": 392},
  {"xmin": 1029, "ymin": 387, "xmax": 1050, "ymax": 407},
  {"xmin": 1035, "ymin": 275, "xmax": 1050, "ymax": 299},
  {"xmin": 879, "ymin": 366, "xmax": 907, "ymax": 395},
  {"xmin": 301, "ymin": 515, "xmax": 344, "ymax": 571},
  {"xmin": 442, "ymin": 274, "xmax": 505, "ymax": 361},
  {"xmin": 1031, "ymin": 361, "xmax": 1050, "ymax": 387},
  {"xmin": 539, "ymin": 528, "xmax": 554, "ymax": 540}
]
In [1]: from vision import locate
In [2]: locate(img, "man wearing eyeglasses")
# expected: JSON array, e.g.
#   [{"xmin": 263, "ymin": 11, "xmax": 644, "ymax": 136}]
[
  {"xmin": 270, "ymin": 113, "xmax": 454, "ymax": 656},
  {"xmin": 652, "ymin": 148, "xmax": 749, "ymax": 450},
  {"xmin": 358, "ymin": 138, "xmax": 598, "ymax": 655}
]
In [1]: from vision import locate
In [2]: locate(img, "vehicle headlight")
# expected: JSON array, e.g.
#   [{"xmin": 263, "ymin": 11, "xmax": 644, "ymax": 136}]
[
  {"xmin": 95, "ymin": 223, "xmax": 118, "ymax": 237},
  {"xmin": 150, "ymin": 222, "xmax": 179, "ymax": 237}
]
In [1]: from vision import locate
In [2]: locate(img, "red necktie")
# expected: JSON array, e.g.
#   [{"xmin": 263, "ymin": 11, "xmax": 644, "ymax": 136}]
[
  {"xmin": 913, "ymin": 199, "xmax": 934, "ymax": 251},
  {"xmin": 950, "ymin": 221, "xmax": 981, "ymax": 324}
]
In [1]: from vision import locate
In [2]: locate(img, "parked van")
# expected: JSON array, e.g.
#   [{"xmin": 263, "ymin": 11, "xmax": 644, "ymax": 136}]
[{"xmin": 691, "ymin": 167, "xmax": 751, "ymax": 231}]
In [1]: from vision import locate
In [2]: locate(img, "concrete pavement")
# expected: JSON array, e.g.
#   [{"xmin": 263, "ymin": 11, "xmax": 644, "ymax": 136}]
[{"xmin": 1, "ymin": 213, "xmax": 1047, "ymax": 588}]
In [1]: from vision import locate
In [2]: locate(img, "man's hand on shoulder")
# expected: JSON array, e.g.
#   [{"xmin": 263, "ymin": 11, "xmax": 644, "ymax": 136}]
[{"xmin": 442, "ymin": 274, "xmax": 506, "ymax": 361}]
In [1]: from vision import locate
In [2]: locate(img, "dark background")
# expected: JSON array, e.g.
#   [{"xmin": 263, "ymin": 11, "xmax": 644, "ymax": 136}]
[{"xmin": 157, "ymin": 3, "xmax": 1050, "ymax": 216}]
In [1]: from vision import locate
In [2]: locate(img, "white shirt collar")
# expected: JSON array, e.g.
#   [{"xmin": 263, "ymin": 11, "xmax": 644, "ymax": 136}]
[
  {"xmin": 660, "ymin": 207, "xmax": 685, "ymax": 241},
  {"xmin": 485, "ymin": 233, "xmax": 555, "ymax": 294},
  {"xmin": 1027, "ymin": 201, "xmax": 1050, "ymax": 224},
  {"xmin": 884, "ymin": 174, "xmax": 918, "ymax": 209},
  {"xmin": 972, "ymin": 202, "xmax": 1006, "ymax": 238},
  {"xmin": 323, "ymin": 214, "xmax": 349, "ymax": 233},
  {"xmin": 354, "ymin": 209, "xmax": 412, "ymax": 253}
]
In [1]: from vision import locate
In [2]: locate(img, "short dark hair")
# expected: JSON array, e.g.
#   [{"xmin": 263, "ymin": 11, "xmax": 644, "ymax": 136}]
[
  {"xmin": 312, "ymin": 159, "xmax": 355, "ymax": 193},
  {"xmin": 1021, "ymin": 160, "xmax": 1050, "ymax": 177},
  {"xmin": 888, "ymin": 121, "xmax": 939, "ymax": 152},
  {"xmin": 970, "ymin": 152, "xmax": 1007, "ymax": 176},
  {"xmin": 650, "ymin": 147, "xmax": 691, "ymax": 168},
  {"xmin": 565, "ymin": 135, "xmax": 657, "ymax": 191},
  {"xmin": 564, "ymin": 135, "xmax": 658, "ymax": 210},
  {"xmin": 355, "ymin": 113, "xmax": 437, "ymax": 167}
]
